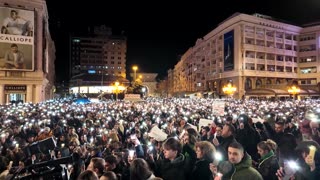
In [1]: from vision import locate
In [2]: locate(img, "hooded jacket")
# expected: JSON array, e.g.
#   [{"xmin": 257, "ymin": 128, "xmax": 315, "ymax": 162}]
[{"xmin": 231, "ymin": 153, "xmax": 263, "ymax": 180}]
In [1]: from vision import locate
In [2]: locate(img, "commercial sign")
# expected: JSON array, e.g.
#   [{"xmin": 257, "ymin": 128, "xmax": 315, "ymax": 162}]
[{"xmin": 0, "ymin": 7, "xmax": 34, "ymax": 71}]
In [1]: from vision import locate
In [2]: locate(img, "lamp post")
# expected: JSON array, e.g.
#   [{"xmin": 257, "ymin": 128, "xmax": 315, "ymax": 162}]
[
  {"xmin": 222, "ymin": 82, "xmax": 237, "ymax": 98},
  {"xmin": 114, "ymin": 81, "xmax": 119, "ymax": 100},
  {"xmin": 132, "ymin": 66, "xmax": 138, "ymax": 82},
  {"xmin": 288, "ymin": 85, "xmax": 300, "ymax": 100}
]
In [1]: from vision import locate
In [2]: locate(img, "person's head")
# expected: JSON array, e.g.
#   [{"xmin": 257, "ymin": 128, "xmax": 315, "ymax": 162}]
[
  {"xmin": 195, "ymin": 141, "xmax": 216, "ymax": 162},
  {"xmin": 221, "ymin": 124, "xmax": 235, "ymax": 138},
  {"xmin": 130, "ymin": 158, "xmax": 153, "ymax": 180},
  {"xmin": 163, "ymin": 137, "xmax": 181, "ymax": 161},
  {"xmin": 77, "ymin": 170, "xmax": 99, "ymax": 180},
  {"xmin": 10, "ymin": 10, "xmax": 18, "ymax": 20},
  {"xmin": 275, "ymin": 121, "xmax": 285, "ymax": 133},
  {"xmin": 10, "ymin": 44, "xmax": 18, "ymax": 53},
  {"xmin": 100, "ymin": 171, "xmax": 117, "ymax": 180},
  {"xmin": 257, "ymin": 139, "xmax": 277, "ymax": 157},
  {"xmin": 228, "ymin": 142, "xmax": 244, "ymax": 164},
  {"xmin": 201, "ymin": 126, "xmax": 210, "ymax": 136},
  {"xmin": 104, "ymin": 155, "xmax": 117, "ymax": 171},
  {"xmin": 87, "ymin": 157, "xmax": 105, "ymax": 176},
  {"xmin": 215, "ymin": 125, "xmax": 223, "ymax": 136}
]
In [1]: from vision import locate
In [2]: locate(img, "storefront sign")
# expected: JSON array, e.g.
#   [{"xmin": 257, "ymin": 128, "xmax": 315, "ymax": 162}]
[{"xmin": 4, "ymin": 85, "xmax": 26, "ymax": 91}]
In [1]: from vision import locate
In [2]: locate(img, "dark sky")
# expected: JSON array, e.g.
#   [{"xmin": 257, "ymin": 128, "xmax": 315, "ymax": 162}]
[{"xmin": 45, "ymin": 0, "xmax": 320, "ymax": 83}]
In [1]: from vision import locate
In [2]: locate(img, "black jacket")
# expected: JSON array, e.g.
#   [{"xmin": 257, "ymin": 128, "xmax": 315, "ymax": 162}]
[
  {"xmin": 155, "ymin": 154, "xmax": 190, "ymax": 180},
  {"xmin": 257, "ymin": 154, "xmax": 279, "ymax": 180},
  {"xmin": 190, "ymin": 159, "xmax": 212, "ymax": 180}
]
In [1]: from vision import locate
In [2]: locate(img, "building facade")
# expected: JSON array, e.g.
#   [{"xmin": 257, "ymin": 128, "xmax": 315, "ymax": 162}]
[
  {"xmin": 168, "ymin": 13, "xmax": 320, "ymax": 99},
  {"xmin": 130, "ymin": 72, "xmax": 158, "ymax": 97},
  {"xmin": 69, "ymin": 25, "xmax": 128, "ymax": 96},
  {"xmin": 0, "ymin": 0, "xmax": 55, "ymax": 104}
]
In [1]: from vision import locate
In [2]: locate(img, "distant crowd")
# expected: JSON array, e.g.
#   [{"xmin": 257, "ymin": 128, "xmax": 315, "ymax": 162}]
[{"xmin": 0, "ymin": 98, "xmax": 320, "ymax": 180}]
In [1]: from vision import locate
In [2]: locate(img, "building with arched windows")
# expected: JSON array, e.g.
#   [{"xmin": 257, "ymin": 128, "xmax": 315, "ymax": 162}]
[{"xmin": 168, "ymin": 13, "xmax": 320, "ymax": 99}]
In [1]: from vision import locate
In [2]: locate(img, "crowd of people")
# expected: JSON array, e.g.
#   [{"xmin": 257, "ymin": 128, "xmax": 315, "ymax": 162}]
[{"xmin": 0, "ymin": 97, "xmax": 320, "ymax": 180}]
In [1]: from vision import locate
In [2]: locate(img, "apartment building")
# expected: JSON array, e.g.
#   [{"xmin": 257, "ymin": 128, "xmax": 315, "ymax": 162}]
[
  {"xmin": 168, "ymin": 13, "xmax": 320, "ymax": 99},
  {"xmin": 69, "ymin": 25, "xmax": 128, "ymax": 96}
]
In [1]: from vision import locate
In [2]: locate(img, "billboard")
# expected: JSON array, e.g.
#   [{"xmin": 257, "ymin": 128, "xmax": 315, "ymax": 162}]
[
  {"xmin": 223, "ymin": 30, "xmax": 234, "ymax": 71},
  {"xmin": 0, "ymin": 7, "xmax": 34, "ymax": 71}
]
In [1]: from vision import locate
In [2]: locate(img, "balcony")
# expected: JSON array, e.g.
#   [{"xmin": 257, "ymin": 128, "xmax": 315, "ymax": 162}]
[
  {"xmin": 276, "ymin": 38, "xmax": 283, "ymax": 43},
  {"xmin": 245, "ymin": 57, "xmax": 255, "ymax": 63},
  {"xmin": 285, "ymin": 39, "xmax": 292, "ymax": 44},
  {"xmin": 245, "ymin": 32, "xmax": 254, "ymax": 37},
  {"xmin": 267, "ymin": 60, "xmax": 275, "ymax": 64}
]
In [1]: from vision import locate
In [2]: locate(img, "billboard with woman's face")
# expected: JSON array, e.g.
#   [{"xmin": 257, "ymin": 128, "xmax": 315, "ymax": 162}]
[{"xmin": 0, "ymin": 7, "xmax": 34, "ymax": 71}]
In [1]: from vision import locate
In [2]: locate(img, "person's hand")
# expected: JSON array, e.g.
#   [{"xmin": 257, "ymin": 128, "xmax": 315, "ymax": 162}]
[
  {"xmin": 128, "ymin": 155, "xmax": 136, "ymax": 165},
  {"xmin": 14, "ymin": 63, "xmax": 20, "ymax": 68},
  {"xmin": 276, "ymin": 167, "xmax": 295, "ymax": 180},
  {"xmin": 212, "ymin": 137, "xmax": 219, "ymax": 146},
  {"xmin": 31, "ymin": 154, "xmax": 36, "ymax": 162},
  {"xmin": 209, "ymin": 163, "xmax": 218, "ymax": 174},
  {"xmin": 276, "ymin": 167, "xmax": 285, "ymax": 180},
  {"xmin": 305, "ymin": 155, "xmax": 316, "ymax": 171}
]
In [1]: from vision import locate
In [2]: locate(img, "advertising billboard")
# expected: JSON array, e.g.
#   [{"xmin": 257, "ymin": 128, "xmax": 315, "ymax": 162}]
[
  {"xmin": 0, "ymin": 7, "xmax": 34, "ymax": 71},
  {"xmin": 223, "ymin": 30, "xmax": 234, "ymax": 71}
]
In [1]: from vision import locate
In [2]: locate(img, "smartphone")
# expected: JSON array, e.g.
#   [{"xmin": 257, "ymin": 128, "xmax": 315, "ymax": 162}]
[
  {"xmin": 283, "ymin": 160, "xmax": 299, "ymax": 180},
  {"xmin": 129, "ymin": 150, "xmax": 135, "ymax": 159},
  {"xmin": 130, "ymin": 134, "xmax": 137, "ymax": 140}
]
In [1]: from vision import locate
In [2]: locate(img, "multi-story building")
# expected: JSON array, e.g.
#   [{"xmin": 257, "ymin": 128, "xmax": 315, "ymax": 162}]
[
  {"xmin": 69, "ymin": 25, "xmax": 128, "ymax": 96},
  {"xmin": 168, "ymin": 13, "xmax": 320, "ymax": 99},
  {"xmin": 0, "ymin": 0, "xmax": 55, "ymax": 104}
]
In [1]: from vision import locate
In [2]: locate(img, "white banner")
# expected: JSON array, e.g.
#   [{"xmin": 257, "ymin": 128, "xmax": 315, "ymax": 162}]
[
  {"xmin": 212, "ymin": 101, "xmax": 225, "ymax": 116},
  {"xmin": 148, "ymin": 126, "xmax": 168, "ymax": 142}
]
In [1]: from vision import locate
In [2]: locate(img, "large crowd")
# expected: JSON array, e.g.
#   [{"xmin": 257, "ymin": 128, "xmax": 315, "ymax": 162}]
[{"xmin": 0, "ymin": 97, "xmax": 320, "ymax": 180}]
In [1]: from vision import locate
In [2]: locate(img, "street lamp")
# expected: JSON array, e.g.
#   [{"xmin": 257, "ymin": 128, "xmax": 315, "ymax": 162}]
[
  {"xmin": 222, "ymin": 82, "xmax": 237, "ymax": 97},
  {"xmin": 114, "ymin": 81, "xmax": 119, "ymax": 100},
  {"xmin": 288, "ymin": 85, "xmax": 300, "ymax": 100},
  {"xmin": 132, "ymin": 66, "xmax": 138, "ymax": 82}
]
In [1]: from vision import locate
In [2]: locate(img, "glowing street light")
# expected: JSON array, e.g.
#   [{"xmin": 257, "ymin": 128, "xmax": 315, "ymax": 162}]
[
  {"xmin": 132, "ymin": 66, "xmax": 138, "ymax": 82},
  {"xmin": 222, "ymin": 82, "xmax": 237, "ymax": 97},
  {"xmin": 288, "ymin": 85, "xmax": 300, "ymax": 100}
]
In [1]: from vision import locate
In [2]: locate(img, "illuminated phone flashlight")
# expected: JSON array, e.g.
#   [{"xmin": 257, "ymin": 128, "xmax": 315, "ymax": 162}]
[
  {"xmin": 61, "ymin": 143, "xmax": 65, "ymax": 148},
  {"xmin": 148, "ymin": 145, "xmax": 154, "ymax": 151},
  {"xmin": 90, "ymin": 138, "xmax": 94, "ymax": 143},
  {"xmin": 287, "ymin": 160, "xmax": 300, "ymax": 170},
  {"xmin": 129, "ymin": 150, "xmax": 135, "ymax": 158},
  {"xmin": 216, "ymin": 172, "xmax": 223, "ymax": 177},
  {"xmin": 214, "ymin": 152, "xmax": 223, "ymax": 162}
]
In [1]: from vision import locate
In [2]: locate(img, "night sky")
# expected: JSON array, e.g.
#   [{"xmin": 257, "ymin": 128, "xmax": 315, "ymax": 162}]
[{"xmin": 45, "ymin": 0, "xmax": 320, "ymax": 83}]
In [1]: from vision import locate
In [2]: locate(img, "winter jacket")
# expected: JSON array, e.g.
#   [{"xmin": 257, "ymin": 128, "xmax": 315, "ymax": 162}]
[
  {"xmin": 190, "ymin": 159, "xmax": 212, "ymax": 180},
  {"xmin": 257, "ymin": 151, "xmax": 279, "ymax": 180},
  {"xmin": 155, "ymin": 154, "xmax": 190, "ymax": 180},
  {"xmin": 231, "ymin": 153, "xmax": 263, "ymax": 180}
]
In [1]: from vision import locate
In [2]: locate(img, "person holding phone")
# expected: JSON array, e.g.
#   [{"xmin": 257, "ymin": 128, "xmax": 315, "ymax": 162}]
[{"xmin": 276, "ymin": 141, "xmax": 320, "ymax": 180}]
